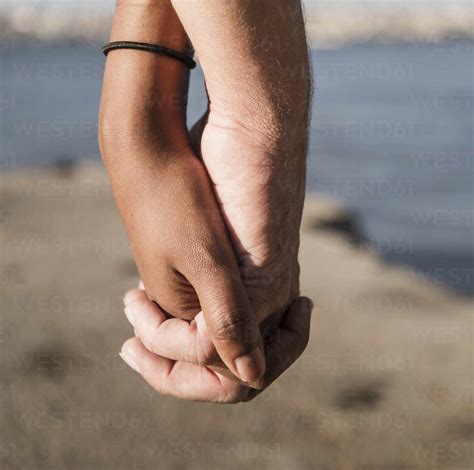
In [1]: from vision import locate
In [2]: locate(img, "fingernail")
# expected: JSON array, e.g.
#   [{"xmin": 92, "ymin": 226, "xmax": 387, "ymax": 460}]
[
  {"xmin": 235, "ymin": 347, "xmax": 266, "ymax": 382},
  {"xmin": 119, "ymin": 351, "xmax": 140, "ymax": 374}
]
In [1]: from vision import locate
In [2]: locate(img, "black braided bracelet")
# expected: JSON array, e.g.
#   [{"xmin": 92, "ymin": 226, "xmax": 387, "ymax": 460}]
[{"xmin": 102, "ymin": 41, "xmax": 196, "ymax": 69}]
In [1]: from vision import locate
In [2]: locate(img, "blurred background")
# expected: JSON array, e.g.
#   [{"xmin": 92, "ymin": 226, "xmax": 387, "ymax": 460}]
[{"xmin": 1, "ymin": 1, "xmax": 473, "ymax": 469}]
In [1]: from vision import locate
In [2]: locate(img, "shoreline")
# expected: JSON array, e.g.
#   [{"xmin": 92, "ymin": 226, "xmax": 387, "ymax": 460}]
[{"xmin": 1, "ymin": 5, "xmax": 472, "ymax": 48}]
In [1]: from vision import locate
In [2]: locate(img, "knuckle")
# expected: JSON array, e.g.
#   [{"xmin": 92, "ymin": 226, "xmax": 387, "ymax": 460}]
[
  {"xmin": 140, "ymin": 336, "xmax": 156, "ymax": 354},
  {"xmin": 123, "ymin": 288, "xmax": 144, "ymax": 305},
  {"xmin": 193, "ymin": 316, "xmax": 218, "ymax": 366},
  {"xmin": 187, "ymin": 244, "xmax": 220, "ymax": 270},
  {"xmin": 195, "ymin": 339, "xmax": 217, "ymax": 366},
  {"xmin": 130, "ymin": 298, "xmax": 151, "ymax": 316},
  {"xmin": 209, "ymin": 306, "xmax": 250, "ymax": 343},
  {"xmin": 186, "ymin": 246, "xmax": 239, "ymax": 284}
]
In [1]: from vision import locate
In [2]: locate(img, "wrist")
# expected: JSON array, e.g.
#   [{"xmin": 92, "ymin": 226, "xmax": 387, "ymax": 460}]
[
  {"xmin": 206, "ymin": 95, "xmax": 309, "ymax": 162},
  {"xmin": 112, "ymin": 0, "xmax": 189, "ymax": 52}
]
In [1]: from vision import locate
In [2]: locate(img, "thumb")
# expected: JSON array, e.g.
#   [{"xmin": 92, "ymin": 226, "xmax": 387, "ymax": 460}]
[{"xmin": 186, "ymin": 263, "xmax": 266, "ymax": 383}]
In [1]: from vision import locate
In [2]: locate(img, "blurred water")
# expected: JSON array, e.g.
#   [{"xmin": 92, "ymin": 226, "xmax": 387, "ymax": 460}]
[{"xmin": 1, "ymin": 41, "xmax": 472, "ymax": 294}]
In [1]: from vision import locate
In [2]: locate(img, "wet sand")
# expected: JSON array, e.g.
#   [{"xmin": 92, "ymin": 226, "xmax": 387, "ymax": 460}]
[{"xmin": 1, "ymin": 164, "xmax": 472, "ymax": 469}]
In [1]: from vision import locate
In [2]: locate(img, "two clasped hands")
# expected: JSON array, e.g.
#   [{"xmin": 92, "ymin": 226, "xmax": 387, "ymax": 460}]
[{"xmin": 99, "ymin": 0, "xmax": 312, "ymax": 403}]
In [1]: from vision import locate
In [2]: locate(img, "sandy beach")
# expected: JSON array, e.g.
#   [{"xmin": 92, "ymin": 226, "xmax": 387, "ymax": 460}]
[{"xmin": 1, "ymin": 163, "xmax": 472, "ymax": 469}]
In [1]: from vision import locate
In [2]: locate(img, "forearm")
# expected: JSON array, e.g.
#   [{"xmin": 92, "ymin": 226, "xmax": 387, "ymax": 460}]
[
  {"xmin": 171, "ymin": 0, "xmax": 311, "ymax": 145},
  {"xmin": 99, "ymin": 0, "xmax": 191, "ymax": 169},
  {"xmin": 98, "ymin": 0, "xmax": 198, "ymax": 266}
]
